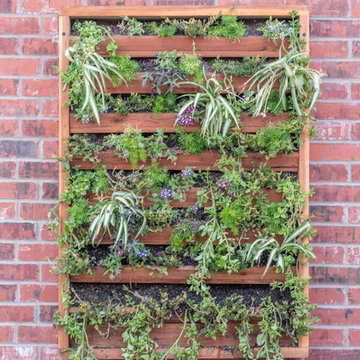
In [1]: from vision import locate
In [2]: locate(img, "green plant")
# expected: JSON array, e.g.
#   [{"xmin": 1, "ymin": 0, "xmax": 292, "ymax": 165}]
[
  {"xmin": 111, "ymin": 93, "xmax": 156, "ymax": 115},
  {"xmin": 246, "ymin": 222, "xmax": 315, "ymax": 276},
  {"xmin": 176, "ymin": 129, "xmax": 207, "ymax": 154},
  {"xmin": 208, "ymin": 16, "xmax": 245, "ymax": 40},
  {"xmin": 108, "ymin": 55, "xmax": 140, "ymax": 85},
  {"xmin": 212, "ymin": 56, "xmax": 266, "ymax": 77},
  {"xmin": 89, "ymin": 190, "xmax": 146, "ymax": 248},
  {"xmin": 152, "ymin": 94, "xmax": 177, "ymax": 113},
  {"xmin": 62, "ymin": 21, "xmax": 126, "ymax": 124},
  {"xmin": 179, "ymin": 53, "xmax": 203, "ymax": 83},
  {"xmin": 117, "ymin": 16, "xmax": 144, "ymax": 35},
  {"xmin": 176, "ymin": 70, "xmax": 239, "ymax": 139},
  {"xmin": 146, "ymin": 18, "xmax": 177, "ymax": 37}
]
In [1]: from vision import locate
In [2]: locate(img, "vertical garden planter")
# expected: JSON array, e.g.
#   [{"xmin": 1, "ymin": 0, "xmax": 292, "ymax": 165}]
[{"xmin": 58, "ymin": 6, "xmax": 311, "ymax": 359}]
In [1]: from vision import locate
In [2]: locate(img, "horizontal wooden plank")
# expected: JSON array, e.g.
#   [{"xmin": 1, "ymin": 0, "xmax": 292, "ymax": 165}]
[
  {"xmin": 71, "ymin": 151, "xmax": 299, "ymax": 172},
  {"xmin": 69, "ymin": 36, "xmax": 283, "ymax": 58},
  {"xmin": 70, "ymin": 265, "xmax": 287, "ymax": 284},
  {"xmin": 90, "ymin": 346, "xmax": 308, "ymax": 359},
  {"xmin": 61, "ymin": 6, "xmax": 308, "ymax": 19},
  {"xmin": 70, "ymin": 112, "xmax": 289, "ymax": 134}
]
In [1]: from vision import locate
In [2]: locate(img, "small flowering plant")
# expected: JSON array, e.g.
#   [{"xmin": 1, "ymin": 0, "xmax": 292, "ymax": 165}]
[
  {"xmin": 176, "ymin": 104, "xmax": 196, "ymax": 126},
  {"xmin": 259, "ymin": 18, "xmax": 294, "ymax": 42},
  {"xmin": 160, "ymin": 188, "xmax": 173, "ymax": 200}
]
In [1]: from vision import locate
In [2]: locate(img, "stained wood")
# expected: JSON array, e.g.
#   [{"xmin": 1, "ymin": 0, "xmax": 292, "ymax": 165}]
[
  {"xmin": 69, "ymin": 36, "xmax": 284, "ymax": 58},
  {"xmin": 71, "ymin": 151, "xmax": 299, "ymax": 172},
  {"xmin": 70, "ymin": 265, "xmax": 289, "ymax": 284},
  {"xmin": 58, "ymin": 15, "xmax": 70, "ymax": 351},
  {"xmin": 90, "ymin": 347, "xmax": 308, "ymax": 359},
  {"xmin": 70, "ymin": 112, "xmax": 289, "ymax": 134}
]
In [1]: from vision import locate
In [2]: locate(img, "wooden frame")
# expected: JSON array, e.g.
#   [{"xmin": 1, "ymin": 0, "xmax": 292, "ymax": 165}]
[{"xmin": 58, "ymin": 6, "xmax": 310, "ymax": 358}]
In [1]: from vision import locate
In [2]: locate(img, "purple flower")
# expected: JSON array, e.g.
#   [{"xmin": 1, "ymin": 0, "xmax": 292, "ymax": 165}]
[
  {"xmin": 240, "ymin": 93, "xmax": 247, "ymax": 100},
  {"xmin": 160, "ymin": 188, "xmax": 173, "ymax": 200},
  {"xmin": 194, "ymin": 202, "xmax": 199, "ymax": 213},
  {"xmin": 217, "ymin": 180, "xmax": 228, "ymax": 189},
  {"xmin": 138, "ymin": 250, "xmax": 148, "ymax": 259},
  {"xmin": 177, "ymin": 105, "xmax": 195, "ymax": 126},
  {"xmin": 117, "ymin": 250, "xmax": 123, "ymax": 256},
  {"xmin": 180, "ymin": 169, "xmax": 193, "ymax": 178},
  {"xmin": 52, "ymin": 324, "xmax": 56, "ymax": 329}
]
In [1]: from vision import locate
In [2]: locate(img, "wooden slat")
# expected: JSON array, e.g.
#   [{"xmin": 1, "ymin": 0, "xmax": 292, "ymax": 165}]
[
  {"xmin": 60, "ymin": 6, "xmax": 308, "ymax": 19},
  {"xmin": 91, "ymin": 347, "xmax": 308, "ymax": 360},
  {"xmin": 70, "ymin": 266, "xmax": 288, "ymax": 284},
  {"xmin": 71, "ymin": 151, "xmax": 299, "ymax": 172},
  {"xmin": 80, "ymin": 36, "xmax": 284, "ymax": 58},
  {"xmin": 58, "ymin": 15, "xmax": 70, "ymax": 351},
  {"xmin": 70, "ymin": 112, "xmax": 289, "ymax": 134}
]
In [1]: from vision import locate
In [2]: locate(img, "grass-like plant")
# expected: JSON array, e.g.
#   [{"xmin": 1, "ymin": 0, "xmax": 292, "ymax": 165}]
[
  {"xmin": 175, "ymin": 69, "xmax": 239, "ymax": 139},
  {"xmin": 246, "ymin": 52, "xmax": 323, "ymax": 117},
  {"xmin": 89, "ymin": 191, "xmax": 146, "ymax": 248},
  {"xmin": 246, "ymin": 222, "xmax": 315, "ymax": 277}
]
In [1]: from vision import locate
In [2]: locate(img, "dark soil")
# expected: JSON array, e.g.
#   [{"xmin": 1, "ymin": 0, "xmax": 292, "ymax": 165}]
[
  {"xmin": 70, "ymin": 19, "xmax": 280, "ymax": 37},
  {"xmin": 71, "ymin": 282, "xmax": 291, "ymax": 310}
]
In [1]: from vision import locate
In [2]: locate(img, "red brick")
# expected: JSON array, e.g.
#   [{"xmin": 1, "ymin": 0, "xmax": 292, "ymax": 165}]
[
  {"xmin": 0, "ymin": 306, "xmax": 34, "ymax": 322},
  {"xmin": 20, "ymin": 203, "xmax": 54, "ymax": 220},
  {"xmin": 312, "ymin": 246, "xmax": 344, "ymax": 264},
  {"xmin": 310, "ymin": 328, "xmax": 345, "ymax": 346},
  {"xmin": 353, "ymin": 41, "xmax": 360, "ymax": 57},
  {"xmin": 310, "ymin": 349, "xmax": 360, "ymax": 360},
  {"xmin": 310, "ymin": 266, "xmax": 360, "ymax": 285},
  {"xmin": 41, "ymin": 224, "xmax": 58, "ymax": 242},
  {"xmin": 310, "ymin": 20, "xmax": 353, "ymax": 37},
  {"xmin": 0, "ymin": 59, "xmax": 40, "ymax": 76},
  {"xmin": 0, "ymin": 203, "xmax": 16, "ymax": 219},
  {"xmin": 312, "ymin": 185, "xmax": 360, "ymax": 202},
  {"xmin": 313, "ymin": 226, "xmax": 360, "ymax": 244},
  {"xmin": 20, "ymin": 284, "xmax": 58, "ymax": 303},
  {"xmin": 0, "ymin": 347, "xmax": 37, "ymax": 360},
  {"xmin": 353, "ymin": 0, "xmax": 360, "ymax": 16},
  {"xmin": 40, "ymin": 347, "xmax": 63, "ymax": 360},
  {"xmin": 0, "ymin": 38, "xmax": 19, "ymax": 55},
  {"xmin": 22, "ymin": 120, "xmax": 58, "ymax": 137},
  {"xmin": 39, "ymin": 305, "xmax": 57, "ymax": 322},
  {"xmin": 348, "ymin": 247, "xmax": 360, "ymax": 264},
  {"xmin": 309, "ymin": 287, "xmax": 345, "ymax": 305},
  {"xmin": 21, "ymin": 0, "xmax": 83, "ymax": 13},
  {"xmin": 42, "ymin": 182, "xmax": 58, "ymax": 200},
  {"xmin": 312, "ymin": 61, "xmax": 360, "ymax": 79},
  {"xmin": 352, "ymin": 82, "xmax": 360, "ymax": 100},
  {"xmin": 310, "ymin": 144, "xmax": 360, "ymax": 161},
  {"xmin": 310, "ymin": 41, "xmax": 348, "ymax": 59},
  {"xmin": 19, "ymin": 325, "xmax": 57, "ymax": 344},
  {"xmin": 19, "ymin": 161, "xmax": 58, "ymax": 179},
  {"xmin": 0, "ymin": 326, "xmax": 14, "ymax": 343},
  {"xmin": 22, "ymin": 79, "xmax": 58, "ymax": 97},
  {"xmin": 0, "ymin": 120, "xmax": 19, "ymax": 136},
  {"xmin": 42, "ymin": 99, "xmax": 58, "ymax": 117},
  {"xmin": 310, "ymin": 164, "xmax": 348, "ymax": 182},
  {"xmin": 0, "ymin": 0, "xmax": 16, "ymax": 13},
  {"xmin": 313, "ymin": 308, "xmax": 348, "ymax": 325},
  {"xmin": 350, "ymin": 123, "xmax": 360, "ymax": 141},
  {"xmin": 315, "ymin": 121, "xmax": 349, "ymax": 140},
  {"xmin": 0, "ymin": 285, "xmax": 16, "ymax": 302},
  {"xmin": 0, "ymin": 17, "xmax": 40, "ymax": 34},
  {"xmin": 349, "ymin": 207, "xmax": 360, "ymax": 223},
  {"xmin": 352, "ymin": 164, "xmax": 360, "ymax": 182},
  {"xmin": 0, "ymin": 140, "xmax": 38, "ymax": 158},
  {"xmin": 41, "ymin": 264, "xmax": 58, "ymax": 282},
  {"xmin": 43, "ymin": 140, "xmax": 58, "ymax": 159},
  {"xmin": 0, "ymin": 223, "xmax": 35, "ymax": 240},
  {"xmin": 0, "ymin": 243, "xmax": 15, "ymax": 260},
  {"xmin": 0, "ymin": 79, "xmax": 19, "ymax": 96},
  {"xmin": 310, "ymin": 205, "xmax": 344, "ymax": 223},
  {"xmin": 0, "ymin": 182, "xmax": 37, "ymax": 199},
  {"xmin": 43, "ymin": 17, "xmax": 58, "ymax": 35},
  {"xmin": 320, "ymin": 82, "xmax": 348, "ymax": 100},
  {"xmin": 0, "ymin": 264, "xmax": 38, "ymax": 281},
  {"xmin": 0, "ymin": 99, "xmax": 39, "ymax": 117},
  {"xmin": 348, "ymin": 288, "xmax": 360, "ymax": 305},
  {"xmin": 314, "ymin": 102, "xmax": 360, "ymax": 120},
  {"xmin": 0, "ymin": 162, "xmax": 16, "ymax": 178},
  {"xmin": 22, "ymin": 38, "xmax": 58, "ymax": 55},
  {"xmin": 18, "ymin": 244, "xmax": 58, "ymax": 261},
  {"xmin": 43, "ymin": 58, "xmax": 58, "ymax": 76},
  {"xmin": 349, "ymin": 329, "xmax": 360, "ymax": 346}
]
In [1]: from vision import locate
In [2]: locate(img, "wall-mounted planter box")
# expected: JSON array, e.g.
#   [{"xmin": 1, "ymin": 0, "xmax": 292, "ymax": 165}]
[{"xmin": 58, "ymin": 6, "xmax": 310, "ymax": 359}]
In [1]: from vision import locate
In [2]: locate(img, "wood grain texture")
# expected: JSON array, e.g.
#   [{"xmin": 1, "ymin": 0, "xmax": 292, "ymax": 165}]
[
  {"xmin": 70, "ymin": 112, "xmax": 289, "ymax": 134},
  {"xmin": 70, "ymin": 265, "xmax": 289, "ymax": 284},
  {"xmin": 71, "ymin": 151, "xmax": 299, "ymax": 172}
]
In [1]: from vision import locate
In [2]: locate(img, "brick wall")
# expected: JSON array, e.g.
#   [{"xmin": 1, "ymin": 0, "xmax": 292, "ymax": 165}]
[{"xmin": 0, "ymin": 0, "xmax": 359, "ymax": 359}]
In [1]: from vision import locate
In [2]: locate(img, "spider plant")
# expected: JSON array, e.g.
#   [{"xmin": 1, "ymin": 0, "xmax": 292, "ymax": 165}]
[
  {"xmin": 245, "ymin": 52, "xmax": 323, "ymax": 117},
  {"xmin": 89, "ymin": 191, "xmax": 146, "ymax": 249},
  {"xmin": 63, "ymin": 21, "xmax": 127, "ymax": 124},
  {"xmin": 175, "ymin": 68, "xmax": 239, "ymax": 139},
  {"xmin": 246, "ymin": 222, "xmax": 315, "ymax": 277}
]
